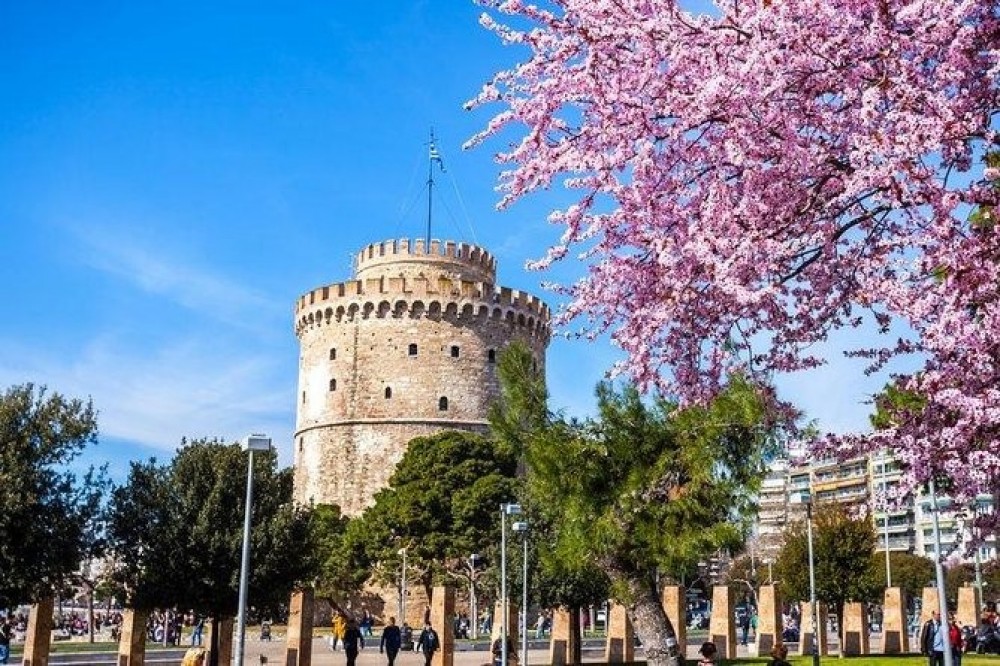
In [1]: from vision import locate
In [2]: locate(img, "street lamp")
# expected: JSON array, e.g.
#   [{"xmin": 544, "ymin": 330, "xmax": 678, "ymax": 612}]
[
  {"xmin": 468, "ymin": 554, "xmax": 482, "ymax": 640},
  {"xmin": 793, "ymin": 491, "xmax": 820, "ymax": 666},
  {"xmin": 512, "ymin": 521, "xmax": 529, "ymax": 666},
  {"xmin": 879, "ymin": 452, "xmax": 893, "ymax": 587},
  {"xmin": 235, "ymin": 434, "xmax": 272, "ymax": 666},
  {"xmin": 500, "ymin": 503, "xmax": 522, "ymax": 666},
  {"xmin": 927, "ymin": 478, "xmax": 955, "ymax": 666},
  {"xmin": 399, "ymin": 547, "xmax": 408, "ymax": 625}
]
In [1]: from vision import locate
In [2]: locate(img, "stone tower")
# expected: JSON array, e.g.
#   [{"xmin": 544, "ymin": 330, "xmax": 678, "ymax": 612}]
[{"xmin": 293, "ymin": 238, "xmax": 550, "ymax": 515}]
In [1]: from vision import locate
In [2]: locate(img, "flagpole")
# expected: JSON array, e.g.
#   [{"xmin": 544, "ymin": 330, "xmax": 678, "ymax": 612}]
[{"xmin": 426, "ymin": 129, "xmax": 434, "ymax": 248}]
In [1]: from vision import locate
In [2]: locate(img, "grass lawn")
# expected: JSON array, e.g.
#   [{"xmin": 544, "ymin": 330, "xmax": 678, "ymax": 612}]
[{"xmin": 712, "ymin": 657, "xmax": 1000, "ymax": 665}]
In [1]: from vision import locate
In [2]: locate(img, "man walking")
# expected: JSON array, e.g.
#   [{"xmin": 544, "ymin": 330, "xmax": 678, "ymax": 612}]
[
  {"xmin": 921, "ymin": 610, "xmax": 946, "ymax": 666},
  {"xmin": 417, "ymin": 621, "xmax": 439, "ymax": 666},
  {"xmin": 380, "ymin": 616, "xmax": 402, "ymax": 666},
  {"xmin": 342, "ymin": 618, "xmax": 365, "ymax": 666}
]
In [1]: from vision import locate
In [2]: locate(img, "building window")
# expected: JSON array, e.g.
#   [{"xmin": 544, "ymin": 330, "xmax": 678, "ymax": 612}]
[
  {"xmin": 438, "ymin": 396, "xmax": 448, "ymax": 411},
  {"xmin": 488, "ymin": 349, "xmax": 496, "ymax": 363},
  {"xmin": 301, "ymin": 391, "xmax": 306, "ymax": 404},
  {"xmin": 408, "ymin": 343, "xmax": 418, "ymax": 356},
  {"xmin": 329, "ymin": 378, "xmax": 337, "ymax": 391},
  {"xmin": 329, "ymin": 348, "xmax": 337, "ymax": 360},
  {"xmin": 298, "ymin": 437, "xmax": 303, "ymax": 453},
  {"xmin": 385, "ymin": 387, "xmax": 392, "ymax": 399},
  {"xmin": 450, "ymin": 345, "xmax": 460, "ymax": 358}
]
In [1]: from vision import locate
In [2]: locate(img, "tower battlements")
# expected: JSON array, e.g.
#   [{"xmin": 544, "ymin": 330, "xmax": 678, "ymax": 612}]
[
  {"xmin": 293, "ymin": 237, "xmax": 550, "ymax": 517},
  {"xmin": 355, "ymin": 238, "xmax": 497, "ymax": 284},
  {"xmin": 294, "ymin": 277, "xmax": 550, "ymax": 340}
]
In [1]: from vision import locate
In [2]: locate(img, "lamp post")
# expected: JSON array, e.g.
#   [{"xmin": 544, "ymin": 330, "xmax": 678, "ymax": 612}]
[
  {"xmin": 794, "ymin": 490, "xmax": 820, "ymax": 666},
  {"xmin": 469, "ymin": 554, "xmax": 482, "ymax": 640},
  {"xmin": 512, "ymin": 521, "xmax": 529, "ymax": 666},
  {"xmin": 927, "ymin": 478, "xmax": 955, "ymax": 666},
  {"xmin": 880, "ymin": 452, "xmax": 893, "ymax": 587},
  {"xmin": 399, "ymin": 547, "xmax": 408, "ymax": 625},
  {"xmin": 500, "ymin": 503, "xmax": 522, "ymax": 666},
  {"xmin": 235, "ymin": 434, "xmax": 272, "ymax": 666}
]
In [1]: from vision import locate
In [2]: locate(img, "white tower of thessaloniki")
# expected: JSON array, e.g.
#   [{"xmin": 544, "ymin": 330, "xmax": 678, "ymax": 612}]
[{"xmin": 292, "ymin": 238, "xmax": 550, "ymax": 516}]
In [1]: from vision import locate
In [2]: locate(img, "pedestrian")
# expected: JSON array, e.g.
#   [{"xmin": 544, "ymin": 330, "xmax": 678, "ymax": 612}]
[
  {"xmin": 948, "ymin": 613, "xmax": 963, "ymax": 666},
  {"xmin": 417, "ymin": 621, "xmax": 439, "ymax": 666},
  {"xmin": 190, "ymin": 616, "xmax": 205, "ymax": 647},
  {"xmin": 739, "ymin": 612, "xmax": 751, "ymax": 645},
  {"xmin": 0, "ymin": 619, "xmax": 11, "ymax": 665},
  {"xmin": 380, "ymin": 616, "xmax": 402, "ymax": 666},
  {"xmin": 342, "ymin": 618, "xmax": 365, "ymax": 666},
  {"xmin": 697, "ymin": 641, "xmax": 717, "ymax": 666},
  {"xmin": 330, "ymin": 612, "xmax": 347, "ymax": 651},
  {"xmin": 491, "ymin": 635, "xmax": 517, "ymax": 666},
  {"xmin": 920, "ymin": 610, "xmax": 946, "ymax": 666},
  {"xmin": 767, "ymin": 643, "xmax": 791, "ymax": 666}
]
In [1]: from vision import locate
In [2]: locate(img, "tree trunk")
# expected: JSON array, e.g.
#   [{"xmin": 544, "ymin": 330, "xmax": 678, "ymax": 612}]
[
  {"xmin": 569, "ymin": 607, "xmax": 582, "ymax": 665},
  {"xmin": 208, "ymin": 617, "xmax": 220, "ymax": 666},
  {"xmin": 610, "ymin": 569, "xmax": 681, "ymax": 666},
  {"xmin": 87, "ymin": 587, "xmax": 95, "ymax": 643}
]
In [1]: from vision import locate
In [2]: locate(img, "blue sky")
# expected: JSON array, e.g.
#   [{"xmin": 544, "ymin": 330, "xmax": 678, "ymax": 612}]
[{"xmin": 0, "ymin": 2, "xmax": 888, "ymax": 479}]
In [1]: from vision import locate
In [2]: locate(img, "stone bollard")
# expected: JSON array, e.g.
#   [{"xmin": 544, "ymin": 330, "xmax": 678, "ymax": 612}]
[
  {"xmin": 708, "ymin": 586, "xmax": 737, "ymax": 659},
  {"xmin": 920, "ymin": 587, "xmax": 940, "ymax": 625},
  {"xmin": 882, "ymin": 587, "xmax": 909, "ymax": 655},
  {"xmin": 755, "ymin": 585, "xmax": 782, "ymax": 655},
  {"xmin": 430, "ymin": 586, "xmax": 455, "ymax": 666},
  {"xmin": 22, "ymin": 597, "xmax": 54, "ymax": 666},
  {"xmin": 284, "ymin": 588, "xmax": 314, "ymax": 666},
  {"xmin": 604, "ymin": 604, "xmax": 634, "ymax": 664},
  {"xmin": 841, "ymin": 602, "xmax": 869, "ymax": 656},
  {"xmin": 660, "ymin": 586, "xmax": 686, "ymax": 656},
  {"xmin": 549, "ymin": 609, "xmax": 578, "ymax": 666},
  {"xmin": 957, "ymin": 586, "xmax": 981, "ymax": 630},
  {"xmin": 797, "ymin": 601, "xmax": 828, "ymax": 657}
]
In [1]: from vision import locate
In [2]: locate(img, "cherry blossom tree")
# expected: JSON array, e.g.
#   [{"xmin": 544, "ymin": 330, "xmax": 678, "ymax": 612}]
[{"xmin": 467, "ymin": 0, "xmax": 1000, "ymax": 500}]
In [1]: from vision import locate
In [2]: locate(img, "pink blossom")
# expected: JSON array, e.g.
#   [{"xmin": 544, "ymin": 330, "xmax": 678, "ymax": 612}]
[{"xmin": 470, "ymin": 0, "xmax": 1000, "ymax": 499}]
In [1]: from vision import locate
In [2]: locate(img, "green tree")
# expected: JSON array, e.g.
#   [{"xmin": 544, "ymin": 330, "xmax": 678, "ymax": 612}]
[
  {"xmin": 106, "ymin": 439, "xmax": 316, "ymax": 664},
  {"xmin": 871, "ymin": 552, "xmax": 935, "ymax": 605},
  {"xmin": 0, "ymin": 384, "xmax": 109, "ymax": 607},
  {"xmin": 351, "ymin": 430, "xmax": 519, "ymax": 601},
  {"xmin": 773, "ymin": 503, "xmax": 879, "ymax": 633},
  {"xmin": 491, "ymin": 344, "xmax": 778, "ymax": 666}
]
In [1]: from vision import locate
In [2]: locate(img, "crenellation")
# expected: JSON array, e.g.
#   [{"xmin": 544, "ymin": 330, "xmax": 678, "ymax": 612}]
[{"xmin": 294, "ymin": 237, "xmax": 550, "ymax": 515}]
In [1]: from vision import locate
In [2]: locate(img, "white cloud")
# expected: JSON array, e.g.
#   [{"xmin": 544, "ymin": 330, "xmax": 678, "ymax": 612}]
[
  {"xmin": 69, "ymin": 224, "xmax": 284, "ymax": 332},
  {"xmin": 0, "ymin": 332, "xmax": 297, "ymax": 468}
]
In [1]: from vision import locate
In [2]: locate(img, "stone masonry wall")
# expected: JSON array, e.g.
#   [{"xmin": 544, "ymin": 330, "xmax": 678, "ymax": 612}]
[{"xmin": 293, "ymin": 238, "xmax": 550, "ymax": 515}]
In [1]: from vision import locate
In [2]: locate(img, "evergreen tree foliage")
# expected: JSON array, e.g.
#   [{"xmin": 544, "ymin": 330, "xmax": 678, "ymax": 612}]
[
  {"xmin": 490, "ymin": 343, "xmax": 779, "ymax": 666},
  {"xmin": 106, "ymin": 439, "xmax": 316, "ymax": 618},
  {"xmin": 349, "ymin": 430, "xmax": 519, "ymax": 600},
  {"xmin": 0, "ymin": 384, "xmax": 109, "ymax": 607}
]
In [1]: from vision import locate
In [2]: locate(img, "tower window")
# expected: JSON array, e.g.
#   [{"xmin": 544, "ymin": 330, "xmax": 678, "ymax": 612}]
[
  {"xmin": 329, "ymin": 378, "xmax": 337, "ymax": 391},
  {"xmin": 298, "ymin": 437, "xmax": 303, "ymax": 453},
  {"xmin": 438, "ymin": 396, "xmax": 449, "ymax": 411},
  {"xmin": 408, "ymin": 343, "xmax": 418, "ymax": 356},
  {"xmin": 450, "ymin": 345, "xmax": 460, "ymax": 358},
  {"xmin": 329, "ymin": 348, "xmax": 337, "ymax": 360},
  {"xmin": 488, "ymin": 349, "xmax": 496, "ymax": 363},
  {"xmin": 385, "ymin": 387, "xmax": 392, "ymax": 399},
  {"xmin": 301, "ymin": 391, "xmax": 306, "ymax": 404}
]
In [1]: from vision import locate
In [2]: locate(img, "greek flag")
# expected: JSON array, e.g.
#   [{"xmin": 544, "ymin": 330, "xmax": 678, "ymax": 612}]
[{"xmin": 430, "ymin": 143, "xmax": 446, "ymax": 172}]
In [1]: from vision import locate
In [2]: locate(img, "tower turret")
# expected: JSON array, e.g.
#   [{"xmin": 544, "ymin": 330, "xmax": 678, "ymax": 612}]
[{"xmin": 293, "ymin": 238, "xmax": 550, "ymax": 515}]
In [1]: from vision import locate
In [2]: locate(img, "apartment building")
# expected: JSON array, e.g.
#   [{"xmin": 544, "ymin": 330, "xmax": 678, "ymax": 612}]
[{"xmin": 754, "ymin": 453, "xmax": 996, "ymax": 565}]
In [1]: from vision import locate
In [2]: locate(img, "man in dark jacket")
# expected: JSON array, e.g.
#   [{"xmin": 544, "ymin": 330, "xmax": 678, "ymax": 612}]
[
  {"xmin": 920, "ymin": 610, "xmax": 946, "ymax": 666},
  {"xmin": 342, "ymin": 618, "xmax": 365, "ymax": 666},
  {"xmin": 380, "ymin": 616, "xmax": 403, "ymax": 666},
  {"xmin": 417, "ymin": 622, "xmax": 439, "ymax": 666}
]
